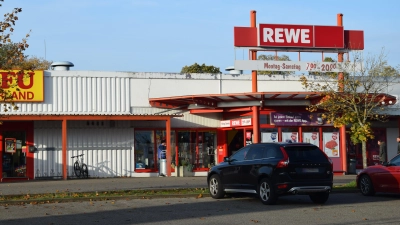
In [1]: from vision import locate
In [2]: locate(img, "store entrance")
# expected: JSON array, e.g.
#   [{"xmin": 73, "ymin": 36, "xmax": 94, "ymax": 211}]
[
  {"xmin": 226, "ymin": 129, "xmax": 244, "ymax": 156},
  {"xmin": 2, "ymin": 131, "xmax": 27, "ymax": 178}
]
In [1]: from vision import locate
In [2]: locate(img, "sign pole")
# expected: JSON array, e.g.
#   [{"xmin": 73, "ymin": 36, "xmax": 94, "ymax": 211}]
[
  {"xmin": 250, "ymin": 10, "xmax": 260, "ymax": 143},
  {"xmin": 337, "ymin": 13, "xmax": 347, "ymax": 174}
]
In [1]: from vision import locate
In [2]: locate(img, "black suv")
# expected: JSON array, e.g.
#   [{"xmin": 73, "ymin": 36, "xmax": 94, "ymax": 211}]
[{"xmin": 207, "ymin": 142, "xmax": 333, "ymax": 205}]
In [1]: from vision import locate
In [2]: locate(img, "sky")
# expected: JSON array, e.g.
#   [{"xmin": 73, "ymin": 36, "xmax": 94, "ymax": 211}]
[{"xmin": 4, "ymin": 0, "xmax": 400, "ymax": 73}]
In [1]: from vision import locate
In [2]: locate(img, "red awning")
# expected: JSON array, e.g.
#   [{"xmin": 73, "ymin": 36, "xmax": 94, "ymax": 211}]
[
  {"xmin": 149, "ymin": 92, "xmax": 397, "ymax": 112},
  {"xmin": 149, "ymin": 92, "xmax": 322, "ymax": 109}
]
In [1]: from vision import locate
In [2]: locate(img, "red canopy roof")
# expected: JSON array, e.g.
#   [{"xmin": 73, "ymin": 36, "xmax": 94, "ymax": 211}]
[{"xmin": 149, "ymin": 92, "xmax": 397, "ymax": 112}]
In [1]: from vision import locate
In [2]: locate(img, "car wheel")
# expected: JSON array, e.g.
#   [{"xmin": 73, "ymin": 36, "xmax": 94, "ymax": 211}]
[
  {"xmin": 359, "ymin": 174, "xmax": 375, "ymax": 196},
  {"xmin": 209, "ymin": 174, "xmax": 225, "ymax": 199},
  {"xmin": 309, "ymin": 192, "xmax": 329, "ymax": 204},
  {"xmin": 258, "ymin": 178, "xmax": 277, "ymax": 205}
]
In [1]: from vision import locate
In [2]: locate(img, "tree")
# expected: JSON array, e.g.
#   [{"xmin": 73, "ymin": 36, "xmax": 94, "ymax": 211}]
[
  {"xmin": 0, "ymin": 2, "xmax": 31, "ymax": 113},
  {"xmin": 0, "ymin": 44, "xmax": 51, "ymax": 70},
  {"xmin": 181, "ymin": 63, "xmax": 221, "ymax": 73},
  {"xmin": 257, "ymin": 54, "xmax": 294, "ymax": 75},
  {"xmin": 16, "ymin": 55, "xmax": 52, "ymax": 70},
  {"xmin": 300, "ymin": 49, "xmax": 400, "ymax": 169}
]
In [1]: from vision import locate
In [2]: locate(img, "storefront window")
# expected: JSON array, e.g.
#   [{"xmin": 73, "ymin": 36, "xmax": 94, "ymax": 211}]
[
  {"xmin": 2, "ymin": 131, "xmax": 27, "ymax": 178},
  {"xmin": 260, "ymin": 114, "xmax": 270, "ymax": 124},
  {"xmin": 302, "ymin": 127, "xmax": 320, "ymax": 147},
  {"xmin": 303, "ymin": 132, "xmax": 320, "ymax": 147},
  {"xmin": 280, "ymin": 128, "xmax": 299, "ymax": 143},
  {"xmin": 134, "ymin": 130, "xmax": 154, "ymax": 170},
  {"xmin": 261, "ymin": 128, "xmax": 278, "ymax": 143}
]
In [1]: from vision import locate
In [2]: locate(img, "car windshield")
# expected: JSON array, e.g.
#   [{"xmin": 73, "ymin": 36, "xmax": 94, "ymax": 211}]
[{"xmin": 284, "ymin": 146, "xmax": 327, "ymax": 162}]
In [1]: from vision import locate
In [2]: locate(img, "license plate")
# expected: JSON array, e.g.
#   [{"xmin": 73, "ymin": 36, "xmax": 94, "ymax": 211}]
[{"xmin": 303, "ymin": 168, "xmax": 318, "ymax": 173}]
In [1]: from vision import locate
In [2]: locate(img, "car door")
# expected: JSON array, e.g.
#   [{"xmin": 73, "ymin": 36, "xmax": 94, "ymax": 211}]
[
  {"xmin": 240, "ymin": 145, "xmax": 264, "ymax": 190},
  {"xmin": 383, "ymin": 155, "xmax": 400, "ymax": 193},
  {"xmin": 219, "ymin": 146, "xmax": 250, "ymax": 190}
]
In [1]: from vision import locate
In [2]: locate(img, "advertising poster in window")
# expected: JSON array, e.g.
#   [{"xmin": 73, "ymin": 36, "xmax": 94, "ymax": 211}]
[
  {"xmin": 323, "ymin": 132, "xmax": 340, "ymax": 157},
  {"xmin": 245, "ymin": 131, "xmax": 253, "ymax": 145},
  {"xmin": 5, "ymin": 138, "xmax": 16, "ymax": 153},
  {"xmin": 282, "ymin": 132, "xmax": 298, "ymax": 143},
  {"xmin": 261, "ymin": 132, "xmax": 279, "ymax": 142},
  {"xmin": 303, "ymin": 132, "xmax": 319, "ymax": 147}
]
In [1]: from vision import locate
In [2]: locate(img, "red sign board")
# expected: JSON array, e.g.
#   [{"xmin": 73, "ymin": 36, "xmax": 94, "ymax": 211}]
[
  {"xmin": 314, "ymin": 25, "xmax": 344, "ymax": 48},
  {"xmin": 258, "ymin": 24, "xmax": 343, "ymax": 48},
  {"xmin": 233, "ymin": 21, "xmax": 365, "ymax": 49}
]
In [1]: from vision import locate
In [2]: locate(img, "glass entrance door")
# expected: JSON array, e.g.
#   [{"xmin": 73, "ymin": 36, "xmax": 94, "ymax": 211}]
[
  {"xmin": 197, "ymin": 131, "xmax": 217, "ymax": 169},
  {"xmin": 177, "ymin": 131, "xmax": 196, "ymax": 169},
  {"xmin": 2, "ymin": 131, "xmax": 27, "ymax": 178}
]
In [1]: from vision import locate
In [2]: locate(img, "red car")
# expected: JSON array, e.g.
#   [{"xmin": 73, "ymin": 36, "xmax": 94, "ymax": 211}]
[{"xmin": 356, "ymin": 154, "xmax": 400, "ymax": 196}]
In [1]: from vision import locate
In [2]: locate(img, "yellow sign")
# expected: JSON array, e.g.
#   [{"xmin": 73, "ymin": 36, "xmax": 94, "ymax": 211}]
[{"xmin": 0, "ymin": 70, "xmax": 44, "ymax": 102}]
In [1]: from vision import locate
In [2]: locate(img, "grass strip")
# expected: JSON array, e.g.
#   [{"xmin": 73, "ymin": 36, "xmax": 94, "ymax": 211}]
[{"xmin": 0, "ymin": 182, "xmax": 358, "ymax": 205}]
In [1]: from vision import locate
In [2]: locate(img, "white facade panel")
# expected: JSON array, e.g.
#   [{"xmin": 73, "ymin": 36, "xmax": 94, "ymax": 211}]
[
  {"xmin": 130, "ymin": 107, "xmax": 221, "ymax": 127},
  {"xmin": 148, "ymin": 79, "xmax": 221, "ymax": 98},
  {"xmin": 34, "ymin": 121, "xmax": 135, "ymax": 178},
  {"xmin": 172, "ymin": 111, "xmax": 221, "ymax": 128}
]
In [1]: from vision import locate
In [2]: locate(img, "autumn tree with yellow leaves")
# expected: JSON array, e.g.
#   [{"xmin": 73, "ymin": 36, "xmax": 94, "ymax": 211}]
[
  {"xmin": 0, "ymin": 1, "xmax": 51, "ymax": 114},
  {"xmin": 300, "ymin": 49, "xmax": 400, "ymax": 168}
]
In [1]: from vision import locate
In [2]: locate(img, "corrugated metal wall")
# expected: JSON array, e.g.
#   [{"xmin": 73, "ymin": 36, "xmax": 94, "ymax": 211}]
[
  {"xmin": 13, "ymin": 73, "xmax": 131, "ymax": 115},
  {"xmin": 34, "ymin": 121, "xmax": 135, "ymax": 178}
]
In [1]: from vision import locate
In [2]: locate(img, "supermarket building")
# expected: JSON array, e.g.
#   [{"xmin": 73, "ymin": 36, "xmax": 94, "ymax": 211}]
[{"xmin": 0, "ymin": 67, "xmax": 399, "ymax": 181}]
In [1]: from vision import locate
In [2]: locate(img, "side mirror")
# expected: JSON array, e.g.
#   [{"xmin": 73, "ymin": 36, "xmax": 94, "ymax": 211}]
[{"xmin": 223, "ymin": 157, "xmax": 230, "ymax": 162}]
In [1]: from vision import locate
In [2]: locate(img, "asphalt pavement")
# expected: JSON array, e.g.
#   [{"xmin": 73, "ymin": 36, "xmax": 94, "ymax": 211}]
[{"xmin": 0, "ymin": 175, "xmax": 357, "ymax": 196}]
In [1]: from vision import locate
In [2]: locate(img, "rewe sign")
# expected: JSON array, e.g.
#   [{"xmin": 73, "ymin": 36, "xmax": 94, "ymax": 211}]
[
  {"xmin": 234, "ymin": 23, "xmax": 364, "ymax": 49},
  {"xmin": 258, "ymin": 24, "xmax": 343, "ymax": 48},
  {"xmin": 260, "ymin": 24, "xmax": 314, "ymax": 47}
]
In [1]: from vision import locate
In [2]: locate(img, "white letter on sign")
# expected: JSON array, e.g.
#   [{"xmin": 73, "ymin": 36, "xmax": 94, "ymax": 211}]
[
  {"xmin": 275, "ymin": 28, "xmax": 284, "ymax": 43},
  {"xmin": 301, "ymin": 29, "xmax": 310, "ymax": 43},
  {"xmin": 284, "ymin": 29, "xmax": 300, "ymax": 43},
  {"xmin": 263, "ymin": 28, "xmax": 274, "ymax": 43}
]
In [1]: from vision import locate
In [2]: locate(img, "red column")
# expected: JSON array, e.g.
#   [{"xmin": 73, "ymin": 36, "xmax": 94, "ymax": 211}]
[
  {"xmin": 337, "ymin": 13, "xmax": 347, "ymax": 174},
  {"xmin": 250, "ymin": 10, "xmax": 257, "ymax": 92},
  {"xmin": 166, "ymin": 117, "xmax": 171, "ymax": 176},
  {"xmin": 250, "ymin": 10, "xmax": 260, "ymax": 143},
  {"xmin": 298, "ymin": 126, "xmax": 303, "ymax": 143},
  {"xmin": 26, "ymin": 122, "xmax": 34, "ymax": 179},
  {"xmin": 0, "ymin": 132, "xmax": 3, "ymax": 179},
  {"xmin": 252, "ymin": 106, "xmax": 260, "ymax": 143}
]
